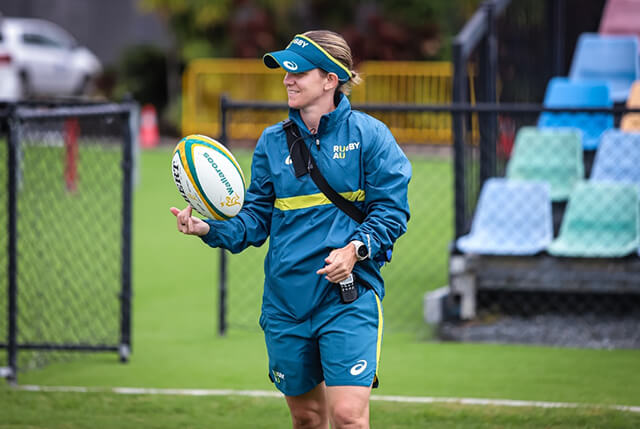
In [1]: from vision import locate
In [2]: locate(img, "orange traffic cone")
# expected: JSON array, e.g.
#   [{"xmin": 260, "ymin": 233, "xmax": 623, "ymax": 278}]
[{"xmin": 139, "ymin": 104, "xmax": 160, "ymax": 148}]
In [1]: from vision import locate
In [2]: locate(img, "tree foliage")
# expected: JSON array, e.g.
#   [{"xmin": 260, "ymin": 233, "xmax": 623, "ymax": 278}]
[{"xmin": 140, "ymin": 0, "xmax": 481, "ymax": 63}]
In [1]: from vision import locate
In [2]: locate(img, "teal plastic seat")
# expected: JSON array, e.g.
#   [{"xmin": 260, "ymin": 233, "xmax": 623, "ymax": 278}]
[
  {"xmin": 457, "ymin": 178, "xmax": 553, "ymax": 255},
  {"xmin": 548, "ymin": 182, "xmax": 640, "ymax": 257},
  {"xmin": 506, "ymin": 127, "xmax": 584, "ymax": 201}
]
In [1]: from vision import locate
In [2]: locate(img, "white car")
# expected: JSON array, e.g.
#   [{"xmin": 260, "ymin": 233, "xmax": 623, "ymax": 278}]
[{"xmin": 0, "ymin": 17, "xmax": 102, "ymax": 100}]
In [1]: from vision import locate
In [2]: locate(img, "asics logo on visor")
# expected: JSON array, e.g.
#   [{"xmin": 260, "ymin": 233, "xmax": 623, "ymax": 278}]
[{"xmin": 283, "ymin": 60, "xmax": 298, "ymax": 70}]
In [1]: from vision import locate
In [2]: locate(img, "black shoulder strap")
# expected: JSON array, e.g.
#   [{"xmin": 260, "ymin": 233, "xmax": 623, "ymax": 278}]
[{"xmin": 283, "ymin": 120, "xmax": 366, "ymax": 224}]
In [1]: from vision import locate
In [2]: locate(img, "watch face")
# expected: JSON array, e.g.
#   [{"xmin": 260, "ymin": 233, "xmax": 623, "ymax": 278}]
[{"xmin": 357, "ymin": 245, "xmax": 368, "ymax": 258}]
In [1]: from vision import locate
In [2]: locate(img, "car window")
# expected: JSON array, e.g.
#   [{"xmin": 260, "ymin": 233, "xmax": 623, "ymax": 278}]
[{"xmin": 22, "ymin": 32, "xmax": 67, "ymax": 49}]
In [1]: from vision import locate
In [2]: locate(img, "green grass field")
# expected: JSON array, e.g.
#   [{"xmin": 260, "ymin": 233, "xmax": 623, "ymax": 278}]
[
  {"xmin": 3, "ymin": 388, "xmax": 640, "ymax": 428},
  {"xmin": 3, "ymin": 146, "xmax": 640, "ymax": 427}
]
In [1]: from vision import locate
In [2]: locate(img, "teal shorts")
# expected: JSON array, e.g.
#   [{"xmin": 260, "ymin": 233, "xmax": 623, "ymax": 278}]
[{"xmin": 259, "ymin": 284, "xmax": 383, "ymax": 397}]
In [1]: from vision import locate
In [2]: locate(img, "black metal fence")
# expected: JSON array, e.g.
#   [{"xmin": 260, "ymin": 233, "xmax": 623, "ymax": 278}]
[
  {"xmin": 442, "ymin": 103, "xmax": 640, "ymax": 348},
  {"xmin": 216, "ymin": 98, "xmax": 457, "ymax": 335},
  {"xmin": 442, "ymin": 0, "xmax": 640, "ymax": 348},
  {"xmin": 463, "ymin": 0, "xmax": 607, "ymax": 104},
  {"xmin": 212, "ymin": 0, "xmax": 637, "ymax": 343},
  {"xmin": 1, "ymin": 102, "xmax": 134, "ymax": 383},
  {"xmin": 216, "ymin": 97, "xmax": 640, "ymax": 343}
]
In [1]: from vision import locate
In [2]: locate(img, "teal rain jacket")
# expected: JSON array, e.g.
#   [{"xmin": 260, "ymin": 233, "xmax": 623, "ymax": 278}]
[{"xmin": 201, "ymin": 94, "xmax": 411, "ymax": 321}]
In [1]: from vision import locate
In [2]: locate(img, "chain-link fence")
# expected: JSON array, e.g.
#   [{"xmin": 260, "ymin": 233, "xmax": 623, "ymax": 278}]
[
  {"xmin": 202, "ymin": 0, "xmax": 637, "ymax": 343},
  {"xmin": 1, "ymin": 102, "xmax": 134, "ymax": 383},
  {"xmin": 216, "ymin": 100, "xmax": 453, "ymax": 334},
  {"xmin": 442, "ymin": 103, "xmax": 640, "ymax": 348},
  {"xmin": 216, "ymin": 99, "xmax": 640, "ymax": 343},
  {"xmin": 0, "ymin": 106, "xmax": 9, "ymax": 379},
  {"xmin": 428, "ymin": 0, "xmax": 640, "ymax": 349}
]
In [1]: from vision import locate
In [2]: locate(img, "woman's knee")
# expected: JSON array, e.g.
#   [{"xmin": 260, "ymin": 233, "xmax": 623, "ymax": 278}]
[
  {"xmin": 330, "ymin": 401, "xmax": 369, "ymax": 428},
  {"xmin": 289, "ymin": 406, "xmax": 327, "ymax": 429},
  {"xmin": 286, "ymin": 383, "xmax": 329, "ymax": 429}
]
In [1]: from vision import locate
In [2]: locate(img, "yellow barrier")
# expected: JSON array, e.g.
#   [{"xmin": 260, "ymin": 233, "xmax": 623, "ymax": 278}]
[
  {"xmin": 182, "ymin": 59, "xmax": 468, "ymax": 144},
  {"xmin": 352, "ymin": 61, "xmax": 454, "ymax": 143}
]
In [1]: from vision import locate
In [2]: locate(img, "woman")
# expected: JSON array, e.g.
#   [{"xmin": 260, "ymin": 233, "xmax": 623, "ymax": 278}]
[{"xmin": 171, "ymin": 30, "xmax": 411, "ymax": 429}]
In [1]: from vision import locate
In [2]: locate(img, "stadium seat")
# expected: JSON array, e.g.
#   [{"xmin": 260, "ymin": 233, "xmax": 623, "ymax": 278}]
[
  {"xmin": 506, "ymin": 127, "xmax": 584, "ymax": 201},
  {"xmin": 547, "ymin": 182, "xmax": 640, "ymax": 257},
  {"xmin": 621, "ymin": 80, "xmax": 640, "ymax": 131},
  {"xmin": 538, "ymin": 77, "xmax": 614, "ymax": 150},
  {"xmin": 569, "ymin": 33, "xmax": 640, "ymax": 102},
  {"xmin": 600, "ymin": 0, "xmax": 640, "ymax": 44},
  {"xmin": 590, "ymin": 129, "xmax": 640, "ymax": 187},
  {"xmin": 456, "ymin": 178, "xmax": 553, "ymax": 255}
]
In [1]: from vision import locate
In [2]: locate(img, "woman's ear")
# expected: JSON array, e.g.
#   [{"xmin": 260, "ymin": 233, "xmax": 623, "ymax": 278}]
[{"xmin": 324, "ymin": 72, "xmax": 340, "ymax": 91}]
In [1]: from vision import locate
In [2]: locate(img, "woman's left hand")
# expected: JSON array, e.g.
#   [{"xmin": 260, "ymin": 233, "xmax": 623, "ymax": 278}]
[{"xmin": 316, "ymin": 243, "xmax": 358, "ymax": 283}]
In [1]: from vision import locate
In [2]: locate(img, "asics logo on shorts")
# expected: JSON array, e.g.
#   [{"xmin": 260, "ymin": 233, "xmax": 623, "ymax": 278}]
[
  {"xmin": 285, "ymin": 155, "xmax": 292, "ymax": 165},
  {"xmin": 350, "ymin": 359, "xmax": 367, "ymax": 376}
]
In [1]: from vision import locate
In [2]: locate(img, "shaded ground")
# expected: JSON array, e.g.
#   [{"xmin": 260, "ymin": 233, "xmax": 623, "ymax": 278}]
[{"xmin": 439, "ymin": 314, "xmax": 640, "ymax": 349}]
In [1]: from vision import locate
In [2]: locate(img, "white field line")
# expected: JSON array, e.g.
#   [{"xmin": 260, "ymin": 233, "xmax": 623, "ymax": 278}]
[{"xmin": 14, "ymin": 385, "xmax": 640, "ymax": 414}]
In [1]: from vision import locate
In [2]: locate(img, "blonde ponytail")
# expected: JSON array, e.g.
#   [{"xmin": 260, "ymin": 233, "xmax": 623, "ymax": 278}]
[{"xmin": 303, "ymin": 30, "xmax": 361, "ymax": 95}]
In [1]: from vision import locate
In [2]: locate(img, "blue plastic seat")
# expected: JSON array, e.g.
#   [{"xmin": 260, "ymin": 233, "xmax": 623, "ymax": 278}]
[
  {"xmin": 569, "ymin": 33, "xmax": 640, "ymax": 103},
  {"xmin": 590, "ymin": 129, "xmax": 640, "ymax": 188},
  {"xmin": 538, "ymin": 77, "xmax": 614, "ymax": 150},
  {"xmin": 456, "ymin": 178, "xmax": 553, "ymax": 255}
]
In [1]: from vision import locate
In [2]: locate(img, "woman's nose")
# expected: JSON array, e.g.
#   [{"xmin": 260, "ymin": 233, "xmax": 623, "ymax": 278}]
[{"xmin": 283, "ymin": 72, "xmax": 295, "ymax": 85}]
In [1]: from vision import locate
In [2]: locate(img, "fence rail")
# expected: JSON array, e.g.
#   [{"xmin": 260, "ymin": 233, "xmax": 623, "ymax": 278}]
[{"xmin": 216, "ymin": 96, "xmax": 640, "ymax": 338}]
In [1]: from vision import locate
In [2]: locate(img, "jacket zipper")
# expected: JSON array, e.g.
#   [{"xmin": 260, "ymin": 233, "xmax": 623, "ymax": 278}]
[{"xmin": 308, "ymin": 133, "xmax": 320, "ymax": 172}]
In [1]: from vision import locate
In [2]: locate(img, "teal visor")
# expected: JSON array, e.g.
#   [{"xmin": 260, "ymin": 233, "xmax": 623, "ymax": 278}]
[{"xmin": 263, "ymin": 34, "xmax": 352, "ymax": 83}]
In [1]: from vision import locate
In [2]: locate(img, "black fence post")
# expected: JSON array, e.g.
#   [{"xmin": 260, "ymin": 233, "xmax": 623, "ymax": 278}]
[
  {"xmin": 452, "ymin": 42, "xmax": 468, "ymax": 240},
  {"xmin": 551, "ymin": 0, "xmax": 566, "ymax": 77},
  {"xmin": 218, "ymin": 95, "xmax": 229, "ymax": 336},
  {"xmin": 7, "ymin": 109, "xmax": 18, "ymax": 384},
  {"xmin": 120, "ymin": 107, "xmax": 133, "ymax": 363},
  {"xmin": 479, "ymin": 1, "xmax": 498, "ymax": 185}
]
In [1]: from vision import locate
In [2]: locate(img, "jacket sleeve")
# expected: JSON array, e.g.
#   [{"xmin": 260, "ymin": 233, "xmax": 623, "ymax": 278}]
[
  {"xmin": 351, "ymin": 121, "xmax": 411, "ymax": 258},
  {"xmin": 200, "ymin": 133, "xmax": 274, "ymax": 253}
]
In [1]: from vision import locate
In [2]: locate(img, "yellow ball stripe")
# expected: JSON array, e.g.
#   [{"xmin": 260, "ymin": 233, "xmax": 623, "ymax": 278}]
[
  {"xmin": 189, "ymin": 143, "xmax": 227, "ymax": 220},
  {"xmin": 192, "ymin": 135, "xmax": 247, "ymax": 190}
]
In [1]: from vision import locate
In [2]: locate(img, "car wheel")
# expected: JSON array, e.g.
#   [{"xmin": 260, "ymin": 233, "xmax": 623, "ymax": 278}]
[{"xmin": 19, "ymin": 71, "xmax": 32, "ymax": 99}]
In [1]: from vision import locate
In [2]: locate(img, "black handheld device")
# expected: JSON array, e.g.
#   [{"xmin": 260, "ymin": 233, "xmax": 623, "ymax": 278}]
[{"xmin": 338, "ymin": 274, "xmax": 358, "ymax": 304}]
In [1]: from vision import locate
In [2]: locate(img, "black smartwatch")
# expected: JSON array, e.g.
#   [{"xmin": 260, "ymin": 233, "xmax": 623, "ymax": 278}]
[{"xmin": 351, "ymin": 240, "xmax": 369, "ymax": 261}]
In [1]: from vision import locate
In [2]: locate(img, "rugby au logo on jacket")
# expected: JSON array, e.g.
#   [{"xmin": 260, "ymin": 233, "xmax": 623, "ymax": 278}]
[{"xmin": 333, "ymin": 142, "xmax": 360, "ymax": 159}]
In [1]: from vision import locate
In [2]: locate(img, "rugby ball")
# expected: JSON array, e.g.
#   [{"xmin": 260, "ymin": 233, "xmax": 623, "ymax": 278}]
[{"xmin": 171, "ymin": 135, "xmax": 246, "ymax": 220}]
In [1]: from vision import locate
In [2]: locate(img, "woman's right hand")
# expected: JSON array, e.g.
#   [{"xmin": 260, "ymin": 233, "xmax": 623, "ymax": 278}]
[{"xmin": 170, "ymin": 205, "xmax": 211, "ymax": 236}]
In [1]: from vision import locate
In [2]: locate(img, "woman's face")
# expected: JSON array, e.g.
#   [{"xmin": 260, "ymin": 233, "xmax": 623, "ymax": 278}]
[{"xmin": 283, "ymin": 69, "xmax": 333, "ymax": 110}]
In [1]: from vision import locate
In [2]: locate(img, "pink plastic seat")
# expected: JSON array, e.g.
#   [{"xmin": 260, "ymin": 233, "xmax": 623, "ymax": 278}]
[{"xmin": 600, "ymin": 0, "xmax": 640, "ymax": 43}]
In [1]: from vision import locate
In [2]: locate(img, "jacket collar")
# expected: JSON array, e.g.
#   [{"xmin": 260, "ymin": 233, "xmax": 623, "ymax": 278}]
[{"xmin": 288, "ymin": 92, "xmax": 351, "ymax": 135}]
